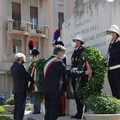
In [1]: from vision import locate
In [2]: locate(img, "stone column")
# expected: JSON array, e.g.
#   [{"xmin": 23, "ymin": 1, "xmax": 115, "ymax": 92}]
[
  {"xmin": 43, "ymin": 0, "xmax": 58, "ymax": 58},
  {"xmin": 26, "ymin": 36, "xmax": 31, "ymax": 56},
  {"xmin": 21, "ymin": 36, "xmax": 26, "ymax": 54},
  {"xmin": 26, "ymin": 22, "xmax": 32, "ymax": 56},
  {"xmin": 38, "ymin": 38, "xmax": 42, "ymax": 58},
  {"xmin": 44, "ymin": 25, "xmax": 49, "ymax": 38},
  {"xmin": 8, "ymin": 19, "xmax": 14, "ymax": 32},
  {"xmin": 42, "ymin": 38, "xmax": 47, "ymax": 59},
  {"xmin": 26, "ymin": 22, "xmax": 31, "ymax": 33},
  {"xmin": 6, "ymin": 34, "xmax": 12, "ymax": 55}
]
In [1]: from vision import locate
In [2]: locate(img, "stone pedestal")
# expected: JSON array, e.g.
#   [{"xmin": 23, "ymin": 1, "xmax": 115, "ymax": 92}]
[{"xmin": 8, "ymin": 19, "xmax": 14, "ymax": 31}]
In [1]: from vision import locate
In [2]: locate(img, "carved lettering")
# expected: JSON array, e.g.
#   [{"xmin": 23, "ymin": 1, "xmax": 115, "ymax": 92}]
[
  {"xmin": 96, "ymin": 32, "xmax": 106, "ymax": 39},
  {"xmin": 74, "ymin": 18, "xmax": 90, "ymax": 28}
]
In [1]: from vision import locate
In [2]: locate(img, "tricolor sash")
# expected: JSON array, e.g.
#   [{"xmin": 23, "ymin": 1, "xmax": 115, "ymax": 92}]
[
  {"xmin": 31, "ymin": 63, "xmax": 38, "ymax": 92},
  {"xmin": 44, "ymin": 56, "xmax": 57, "ymax": 77},
  {"xmin": 79, "ymin": 57, "xmax": 91, "ymax": 85}
]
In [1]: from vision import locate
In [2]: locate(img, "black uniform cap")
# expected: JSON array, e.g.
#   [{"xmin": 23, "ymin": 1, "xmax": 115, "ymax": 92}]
[
  {"xmin": 52, "ymin": 41, "xmax": 64, "ymax": 46},
  {"xmin": 31, "ymin": 49, "xmax": 40, "ymax": 56}
]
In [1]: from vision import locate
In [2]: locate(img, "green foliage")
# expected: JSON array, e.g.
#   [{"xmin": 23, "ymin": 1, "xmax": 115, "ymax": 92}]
[
  {"xmin": 85, "ymin": 94, "xmax": 120, "ymax": 114},
  {"xmin": 76, "ymin": 47, "xmax": 106, "ymax": 103},
  {"xmin": 0, "ymin": 116, "xmax": 13, "ymax": 120},
  {"xmin": 76, "ymin": 47, "xmax": 120, "ymax": 114},
  {"xmin": 19, "ymin": 25, "xmax": 26, "ymax": 31},
  {"xmin": 0, "ymin": 106, "xmax": 6, "ymax": 114},
  {"xmin": 28, "ymin": 58, "xmax": 45, "ymax": 101},
  {"xmin": 36, "ymin": 25, "xmax": 42, "ymax": 33},
  {"xmin": 5, "ymin": 96, "xmax": 15, "ymax": 105}
]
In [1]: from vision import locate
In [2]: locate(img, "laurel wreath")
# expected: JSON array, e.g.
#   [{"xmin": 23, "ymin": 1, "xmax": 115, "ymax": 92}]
[
  {"xmin": 76, "ymin": 46, "xmax": 107, "ymax": 104},
  {"xmin": 27, "ymin": 58, "xmax": 45, "ymax": 103}
]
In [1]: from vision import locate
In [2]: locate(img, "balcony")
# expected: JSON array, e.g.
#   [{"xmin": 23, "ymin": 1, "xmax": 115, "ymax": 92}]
[
  {"xmin": 7, "ymin": 19, "xmax": 48, "ymax": 38},
  {"xmin": 6, "ymin": 19, "xmax": 49, "ymax": 63}
]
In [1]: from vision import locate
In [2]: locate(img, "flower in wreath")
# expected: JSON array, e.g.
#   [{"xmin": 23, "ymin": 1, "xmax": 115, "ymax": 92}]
[
  {"xmin": 76, "ymin": 46, "xmax": 107, "ymax": 104},
  {"xmin": 28, "ymin": 57, "xmax": 45, "ymax": 104}
]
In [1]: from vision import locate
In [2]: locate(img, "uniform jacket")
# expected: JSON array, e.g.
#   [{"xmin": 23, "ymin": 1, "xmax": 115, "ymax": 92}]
[
  {"xmin": 71, "ymin": 47, "xmax": 84, "ymax": 68},
  {"xmin": 43, "ymin": 55, "xmax": 86, "ymax": 95},
  {"xmin": 108, "ymin": 38, "xmax": 120, "ymax": 66},
  {"xmin": 10, "ymin": 62, "xmax": 34, "ymax": 94}
]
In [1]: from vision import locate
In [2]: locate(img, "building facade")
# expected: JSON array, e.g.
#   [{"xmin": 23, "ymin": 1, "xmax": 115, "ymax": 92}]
[{"xmin": 0, "ymin": 0, "xmax": 75, "ymax": 99}]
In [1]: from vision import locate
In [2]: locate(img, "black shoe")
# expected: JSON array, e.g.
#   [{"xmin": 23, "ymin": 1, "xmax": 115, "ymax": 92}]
[{"xmin": 71, "ymin": 114, "xmax": 81, "ymax": 119}]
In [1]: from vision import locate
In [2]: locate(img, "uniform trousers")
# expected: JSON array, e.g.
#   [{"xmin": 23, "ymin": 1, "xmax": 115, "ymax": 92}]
[
  {"xmin": 60, "ymin": 85, "xmax": 66, "ymax": 116},
  {"xmin": 71, "ymin": 77, "xmax": 83, "ymax": 118},
  {"xmin": 108, "ymin": 68, "xmax": 120, "ymax": 99},
  {"xmin": 44, "ymin": 93, "xmax": 61, "ymax": 120},
  {"xmin": 14, "ymin": 93, "xmax": 27, "ymax": 120}
]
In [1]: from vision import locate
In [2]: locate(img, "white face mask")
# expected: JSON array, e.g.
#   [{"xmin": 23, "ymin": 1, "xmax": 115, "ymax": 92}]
[
  {"xmin": 71, "ymin": 42, "xmax": 76, "ymax": 48},
  {"xmin": 106, "ymin": 35, "xmax": 112, "ymax": 41},
  {"xmin": 60, "ymin": 54, "xmax": 66, "ymax": 59}
]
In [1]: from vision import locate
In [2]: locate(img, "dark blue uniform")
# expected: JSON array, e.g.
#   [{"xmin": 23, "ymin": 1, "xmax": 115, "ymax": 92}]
[
  {"xmin": 108, "ymin": 38, "xmax": 120, "ymax": 99},
  {"xmin": 71, "ymin": 47, "xmax": 84, "ymax": 119},
  {"xmin": 43, "ymin": 55, "xmax": 86, "ymax": 120}
]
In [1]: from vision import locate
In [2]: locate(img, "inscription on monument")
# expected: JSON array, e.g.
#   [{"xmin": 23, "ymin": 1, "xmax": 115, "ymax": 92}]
[{"xmin": 63, "ymin": 0, "xmax": 111, "ymax": 65}]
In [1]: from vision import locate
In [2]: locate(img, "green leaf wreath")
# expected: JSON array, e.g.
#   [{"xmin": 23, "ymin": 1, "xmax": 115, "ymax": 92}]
[
  {"xmin": 27, "ymin": 58, "xmax": 45, "ymax": 103},
  {"xmin": 76, "ymin": 46, "xmax": 107, "ymax": 104}
]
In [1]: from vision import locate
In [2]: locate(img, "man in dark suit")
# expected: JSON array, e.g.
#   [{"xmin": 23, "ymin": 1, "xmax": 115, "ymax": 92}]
[
  {"xmin": 53, "ymin": 40, "xmax": 67, "ymax": 116},
  {"xmin": 11, "ymin": 53, "xmax": 35, "ymax": 120},
  {"xmin": 71, "ymin": 35, "xmax": 85, "ymax": 119},
  {"xmin": 43, "ymin": 45, "xmax": 92, "ymax": 120}
]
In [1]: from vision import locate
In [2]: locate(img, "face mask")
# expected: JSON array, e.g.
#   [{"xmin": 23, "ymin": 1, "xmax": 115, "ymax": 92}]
[
  {"xmin": 22, "ymin": 60, "xmax": 25, "ymax": 64},
  {"xmin": 106, "ymin": 35, "xmax": 112, "ymax": 41},
  {"xmin": 71, "ymin": 42, "xmax": 76, "ymax": 48},
  {"xmin": 60, "ymin": 54, "xmax": 66, "ymax": 59}
]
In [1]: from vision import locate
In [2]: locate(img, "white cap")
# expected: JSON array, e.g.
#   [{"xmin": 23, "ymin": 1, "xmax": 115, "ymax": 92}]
[
  {"xmin": 14, "ymin": 53, "xmax": 26, "ymax": 62},
  {"xmin": 72, "ymin": 35, "xmax": 84, "ymax": 44},
  {"xmin": 107, "ymin": 24, "xmax": 120, "ymax": 36}
]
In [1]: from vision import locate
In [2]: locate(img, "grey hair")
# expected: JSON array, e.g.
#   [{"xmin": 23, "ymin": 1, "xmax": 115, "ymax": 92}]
[
  {"xmin": 53, "ymin": 45, "xmax": 66, "ymax": 55},
  {"xmin": 14, "ymin": 53, "xmax": 26, "ymax": 62}
]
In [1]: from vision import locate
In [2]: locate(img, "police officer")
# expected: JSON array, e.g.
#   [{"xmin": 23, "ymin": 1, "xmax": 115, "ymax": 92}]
[
  {"xmin": 106, "ymin": 24, "xmax": 120, "ymax": 99},
  {"xmin": 71, "ymin": 35, "xmax": 84, "ymax": 119}
]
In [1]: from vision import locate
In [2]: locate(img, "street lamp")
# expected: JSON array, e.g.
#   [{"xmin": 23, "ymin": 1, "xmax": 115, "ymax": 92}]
[{"xmin": 106, "ymin": 0, "xmax": 114, "ymax": 2}]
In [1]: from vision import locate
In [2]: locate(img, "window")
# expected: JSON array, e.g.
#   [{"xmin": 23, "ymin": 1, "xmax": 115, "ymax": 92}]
[
  {"xmin": 13, "ymin": 40, "xmax": 22, "ymax": 54},
  {"xmin": 58, "ymin": 12, "xmax": 64, "ymax": 28},
  {"xmin": 12, "ymin": 2, "xmax": 21, "ymax": 30},
  {"xmin": 30, "ymin": 6, "xmax": 38, "ymax": 29}
]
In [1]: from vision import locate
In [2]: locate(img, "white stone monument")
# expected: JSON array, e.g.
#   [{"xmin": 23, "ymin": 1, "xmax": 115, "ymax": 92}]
[{"xmin": 62, "ymin": 0, "xmax": 120, "ymax": 115}]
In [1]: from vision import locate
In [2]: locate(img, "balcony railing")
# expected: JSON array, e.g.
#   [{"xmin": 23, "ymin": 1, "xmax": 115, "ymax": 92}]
[
  {"xmin": 12, "ymin": 20, "xmax": 41, "ymax": 32},
  {"xmin": 8, "ymin": 19, "xmax": 48, "ymax": 35},
  {"xmin": 13, "ymin": 21, "xmax": 29, "ymax": 31},
  {"xmin": 13, "ymin": 21, "xmax": 21, "ymax": 30}
]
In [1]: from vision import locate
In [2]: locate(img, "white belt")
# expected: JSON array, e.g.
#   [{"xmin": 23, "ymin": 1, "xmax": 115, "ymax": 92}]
[
  {"xmin": 108, "ymin": 64, "xmax": 120, "ymax": 70},
  {"xmin": 72, "ymin": 68, "xmax": 78, "ymax": 70}
]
